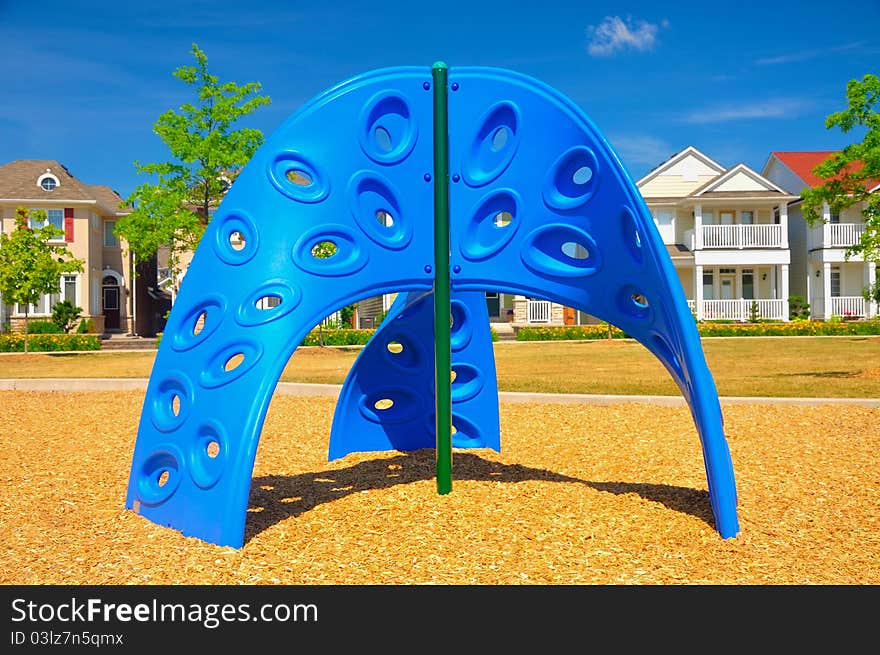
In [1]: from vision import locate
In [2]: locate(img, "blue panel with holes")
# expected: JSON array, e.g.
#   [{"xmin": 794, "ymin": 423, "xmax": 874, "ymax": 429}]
[
  {"xmin": 328, "ymin": 290, "xmax": 500, "ymax": 460},
  {"xmin": 125, "ymin": 64, "xmax": 738, "ymax": 549},
  {"xmin": 446, "ymin": 67, "xmax": 738, "ymax": 539},
  {"xmin": 125, "ymin": 67, "xmax": 439, "ymax": 547}
]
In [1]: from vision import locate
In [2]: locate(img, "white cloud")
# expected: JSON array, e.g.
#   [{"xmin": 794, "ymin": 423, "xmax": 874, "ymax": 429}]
[
  {"xmin": 586, "ymin": 16, "xmax": 667, "ymax": 57},
  {"xmin": 608, "ymin": 134, "xmax": 672, "ymax": 168},
  {"xmin": 681, "ymin": 99, "xmax": 811, "ymax": 124},
  {"xmin": 755, "ymin": 41, "xmax": 866, "ymax": 65}
]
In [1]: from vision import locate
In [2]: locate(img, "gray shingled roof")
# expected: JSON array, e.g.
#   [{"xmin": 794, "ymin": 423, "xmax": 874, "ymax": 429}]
[{"xmin": 0, "ymin": 160, "xmax": 130, "ymax": 214}]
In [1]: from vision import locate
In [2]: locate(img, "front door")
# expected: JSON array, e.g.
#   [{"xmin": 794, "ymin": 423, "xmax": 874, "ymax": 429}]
[
  {"xmin": 720, "ymin": 276, "xmax": 735, "ymax": 300},
  {"xmin": 103, "ymin": 278, "xmax": 120, "ymax": 330},
  {"xmin": 485, "ymin": 292, "xmax": 500, "ymax": 319}
]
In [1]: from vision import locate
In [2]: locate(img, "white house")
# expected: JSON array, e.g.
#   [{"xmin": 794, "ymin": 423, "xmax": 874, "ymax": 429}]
[
  {"xmin": 637, "ymin": 146, "xmax": 800, "ymax": 321},
  {"xmin": 762, "ymin": 150, "xmax": 878, "ymax": 319}
]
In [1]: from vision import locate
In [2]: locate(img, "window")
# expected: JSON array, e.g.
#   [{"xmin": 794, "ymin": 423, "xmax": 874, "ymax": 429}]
[
  {"xmin": 702, "ymin": 269, "xmax": 714, "ymax": 299},
  {"xmin": 742, "ymin": 270, "xmax": 754, "ymax": 300},
  {"xmin": 104, "ymin": 220, "xmax": 119, "ymax": 247},
  {"xmin": 830, "ymin": 268, "xmax": 841, "ymax": 297},
  {"xmin": 702, "ymin": 210, "xmax": 714, "ymax": 225},
  {"xmin": 14, "ymin": 275, "xmax": 76, "ymax": 315},
  {"xmin": 740, "ymin": 211, "xmax": 754, "ymax": 225},
  {"xmin": 829, "ymin": 211, "xmax": 840, "ymax": 224},
  {"xmin": 47, "ymin": 209, "xmax": 63, "ymax": 232},
  {"xmin": 37, "ymin": 172, "xmax": 59, "ymax": 191},
  {"xmin": 63, "ymin": 275, "xmax": 77, "ymax": 304},
  {"xmin": 90, "ymin": 212, "xmax": 99, "ymax": 230}
]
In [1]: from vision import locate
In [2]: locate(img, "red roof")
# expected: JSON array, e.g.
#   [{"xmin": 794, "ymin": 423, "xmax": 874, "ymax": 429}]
[{"xmin": 772, "ymin": 151, "xmax": 878, "ymax": 190}]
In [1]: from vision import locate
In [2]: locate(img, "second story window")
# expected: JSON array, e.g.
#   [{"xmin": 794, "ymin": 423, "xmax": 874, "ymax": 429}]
[{"xmin": 104, "ymin": 220, "xmax": 119, "ymax": 247}]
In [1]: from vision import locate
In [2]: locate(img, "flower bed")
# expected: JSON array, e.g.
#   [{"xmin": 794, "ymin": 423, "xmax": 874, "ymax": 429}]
[
  {"xmin": 0, "ymin": 333, "xmax": 102, "ymax": 352},
  {"xmin": 516, "ymin": 320, "xmax": 880, "ymax": 341}
]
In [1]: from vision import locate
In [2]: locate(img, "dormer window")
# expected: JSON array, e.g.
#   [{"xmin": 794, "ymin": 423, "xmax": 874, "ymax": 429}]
[{"xmin": 37, "ymin": 170, "xmax": 60, "ymax": 192}]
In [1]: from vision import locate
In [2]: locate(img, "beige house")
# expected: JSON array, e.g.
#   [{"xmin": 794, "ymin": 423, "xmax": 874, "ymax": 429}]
[
  {"xmin": 762, "ymin": 151, "xmax": 878, "ymax": 319},
  {"xmin": 0, "ymin": 159, "xmax": 164, "ymax": 335}
]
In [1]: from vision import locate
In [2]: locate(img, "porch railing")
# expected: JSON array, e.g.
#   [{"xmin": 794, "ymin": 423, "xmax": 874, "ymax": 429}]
[
  {"xmin": 808, "ymin": 223, "xmax": 865, "ymax": 250},
  {"xmin": 701, "ymin": 224, "xmax": 784, "ymax": 249},
  {"xmin": 829, "ymin": 296, "xmax": 866, "ymax": 318},
  {"xmin": 701, "ymin": 299, "xmax": 786, "ymax": 321},
  {"xmin": 527, "ymin": 300, "xmax": 552, "ymax": 323}
]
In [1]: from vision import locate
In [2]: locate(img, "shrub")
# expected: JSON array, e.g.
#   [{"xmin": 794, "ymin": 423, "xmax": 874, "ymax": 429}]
[
  {"xmin": 76, "ymin": 318, "xmax": 95, "ymax": 334},
  {"xmin": 789, "ymin": 295, "xmax": 810, "ymax": 320},
  {"xmin": 26, "ymin": 320, "xmax": 63, "ymax": 334},
  {"xmin": 0, "ymin": 333, "xmax": 101, "ymax": 352},
  {"xmin": 51, "ymin": 301, "xmax": 83, "ymax": 333},
  {"xmin": 301, "ymin": 328, "xmax": 375, "ymax": 346}
]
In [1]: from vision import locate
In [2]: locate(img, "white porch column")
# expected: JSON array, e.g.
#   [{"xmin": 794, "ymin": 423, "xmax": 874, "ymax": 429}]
[
  {"xmin": 770, "ymin": 265, "xmax": 777, "ymax": 298},
  {"xmin": 779, "ymin": 202, "xmax": 789, "ymax": 249},
  {"xmin": 695, "ymin": 264, "xmax": 704, "ymax": 320},
  {"xmin": 823, "ymin": 261, "xmax": 832, "ymax": 319},
  {"xmin": 694, "ymin": 204, "xmax": 703, "ymax": 250},
  {"xmin": 780, "ymin": 264, "xmax": 790, "ymax": 321},
  {"xmin": 822, "ymin": 202, "xmax": 831, "ymax": 246},
  {"xmin": 805, "ymin": 264, "xmax": 812, "ymax": 317},
  {"xmin": 867, "ymin": 262, "xmax": 877, "ymax": 318}
]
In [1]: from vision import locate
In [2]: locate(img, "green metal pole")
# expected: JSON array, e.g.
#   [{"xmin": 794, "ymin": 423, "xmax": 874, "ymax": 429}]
[{"xmin": 432, "ymin": 61, "xmax": 452, "ymax": 495}]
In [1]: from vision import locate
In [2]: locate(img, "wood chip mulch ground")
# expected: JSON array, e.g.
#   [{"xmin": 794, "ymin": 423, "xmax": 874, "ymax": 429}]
[{"xmin": 1, "ymin": 390, "xmax": 877, "ymax": 585}]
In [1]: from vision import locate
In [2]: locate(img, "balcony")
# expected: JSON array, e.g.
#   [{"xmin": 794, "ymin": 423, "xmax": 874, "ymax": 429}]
[
  {"xmin": 808, "ymin": 223, "xmax": 865, "ymax": 250},
  {"xmin": 683, "ymin": 224, "xmax": 784, "ymax": 250}
]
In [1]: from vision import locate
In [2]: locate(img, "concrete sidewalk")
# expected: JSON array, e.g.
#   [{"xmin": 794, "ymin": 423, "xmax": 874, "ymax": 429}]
[{"xmin": 1, "ymin": 377, "xmax": 878, "ymax": 407}]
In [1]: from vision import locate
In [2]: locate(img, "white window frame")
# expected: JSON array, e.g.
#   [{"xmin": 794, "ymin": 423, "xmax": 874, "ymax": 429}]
[
  {"xmin": 104, "ymin": 220, "xmax": 119, "ymax": 247},
  {"xmin": 14, "ymin": 274, "xmax": 79, "ymax": 317},
  {"xmin": 37, "ymin": 171, "xmax": 60, "ymax": 191}
]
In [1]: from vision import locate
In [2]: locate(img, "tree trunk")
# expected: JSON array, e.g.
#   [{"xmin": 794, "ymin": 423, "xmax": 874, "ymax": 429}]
[{"xmin": 23, "ymin": 306, "xmax": 29, "ymax": 354}]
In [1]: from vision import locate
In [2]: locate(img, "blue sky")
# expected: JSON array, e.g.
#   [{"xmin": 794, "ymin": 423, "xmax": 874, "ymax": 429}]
[{"xmin": 1, "ymin": 0, "xmax": 877, "ymax": 199}]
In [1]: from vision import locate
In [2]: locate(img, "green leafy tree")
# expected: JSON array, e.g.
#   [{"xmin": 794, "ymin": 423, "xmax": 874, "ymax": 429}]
[
  {"xmin": 802, "ymin": 73, "xmax": 879, "ymax": 300},
  {"xmin": 0, "ymin": 208, "xmax": 84, "ymax": 352},
  {"xmin": 51, "ymin": 300, "xmax": 83, "ymax": 333},
  {"xmin": 116, "ymin": 42, "xmax": 271, "ymax": 298}
]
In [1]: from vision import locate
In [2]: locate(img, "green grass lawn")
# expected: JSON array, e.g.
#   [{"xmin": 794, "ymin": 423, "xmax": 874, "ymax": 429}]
[{"xmin": 1, "ymin": 336, "xmax": 878, "ymax": 397}]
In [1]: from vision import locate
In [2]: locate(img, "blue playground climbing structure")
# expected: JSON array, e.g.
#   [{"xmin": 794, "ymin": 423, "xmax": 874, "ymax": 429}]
[{"xmin": 125, "ymin": 64, "xmax": 740, "ymax": 548}]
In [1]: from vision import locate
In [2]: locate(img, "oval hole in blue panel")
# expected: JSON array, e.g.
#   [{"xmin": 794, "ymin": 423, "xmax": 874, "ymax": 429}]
[
  {"xmin": 462, "ymin": 102, "xmax": 520, "ymax": 187},
  {"xmin": 450, "ymin": 299, "xmax": 473, "ymax": 351},
  {"xmin": 621, "ymin": 206, "xmax": 644, "ymax": 266},
  {"xmin": 199, "ymin": 341, "xmax": 263, "ymax": 389},
  {"xmin": 292, "ymin": 224, "xmax": 369, "ymax": 277},
  {"xmin": 171, "ymin": 296, "xmax": 226, "ymax": 352},
  {"xmin": 267, "ymin": 151, "xmax": 329, "ymax": 203},
  {"xmin": 349, "ymin": 171, "xmax": 412, "ymax": 250},
  {"xmin": 521, "ymin": 224, "xmax": 602, "ymax": 278},
  {"xmin": 616, "ymin": 284, "xmax": 652, "ymax": 321},
  {"xmin": 189, "ymin": 421, "xmax": 226, "ymax": 490},
  {"xmin": 451, "ymin": 414, "xmax": 482, "ymax": 448},
  {"xmin": 358, "ymin": 387, "xmax": 422, "ymax": 425},
  {"xmin": 213, "ymin": 212, "xmax": 259, "ymax": 265},
  {"xmin": 461, "ymin": 189, "xmax": 521, "ymax": 262},
  {"xmin": 451, "ymin": 363, "xmax": 483, "ymax": 402},
  {"xmin": 237, "ymin": 281, "xmax": 300, "ymax": 327},
  {"xmin": 359, "ymin": 92, "xmax": 417, "ymax": 164},
  {"xmin": 542, "ymin": 146, "xmax": 600, "ymax": 210},
  {"xmin": 137, "ymin": 445, "xmax": 184, "ymax": 507}
]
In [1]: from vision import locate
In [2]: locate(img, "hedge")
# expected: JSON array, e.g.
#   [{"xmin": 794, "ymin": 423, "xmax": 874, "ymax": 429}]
[
  {"xmin": 0, "ymin": 333, "xmax": 102, "ymax": 352},
  {"xmin": 516, "ymin": 320, "xmax": 880, "ymax": 341},
  {"xmin": 301, "ymin": 328, "xmax": 376, "ymax": 346}
]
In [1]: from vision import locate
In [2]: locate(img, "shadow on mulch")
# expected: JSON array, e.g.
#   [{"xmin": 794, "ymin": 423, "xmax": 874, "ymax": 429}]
[{"xmin": 244, "ymin": 449, "xmax": 714, "ymax": 543}]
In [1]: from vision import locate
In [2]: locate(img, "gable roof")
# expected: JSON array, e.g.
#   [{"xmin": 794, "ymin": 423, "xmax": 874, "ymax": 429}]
[
  {"xmin": 636, "ymin": 145, "xmax": 726, "ymax": 187},
  {"xmin": 769, "ymin": 151, "xmax": 879, "ymax": 191},
  {"xmin": 690, "ymin": 163, "xmax": 796, "ymax": 199},
  {"xmin": 0, "ymin": 160, "xmax": 131, "ymax": 215}
]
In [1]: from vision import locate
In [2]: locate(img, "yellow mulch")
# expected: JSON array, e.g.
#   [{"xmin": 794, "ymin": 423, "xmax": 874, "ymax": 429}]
[{"xmin": 0, "ymin": 390, "xmax": 877, "ymax": 585}]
